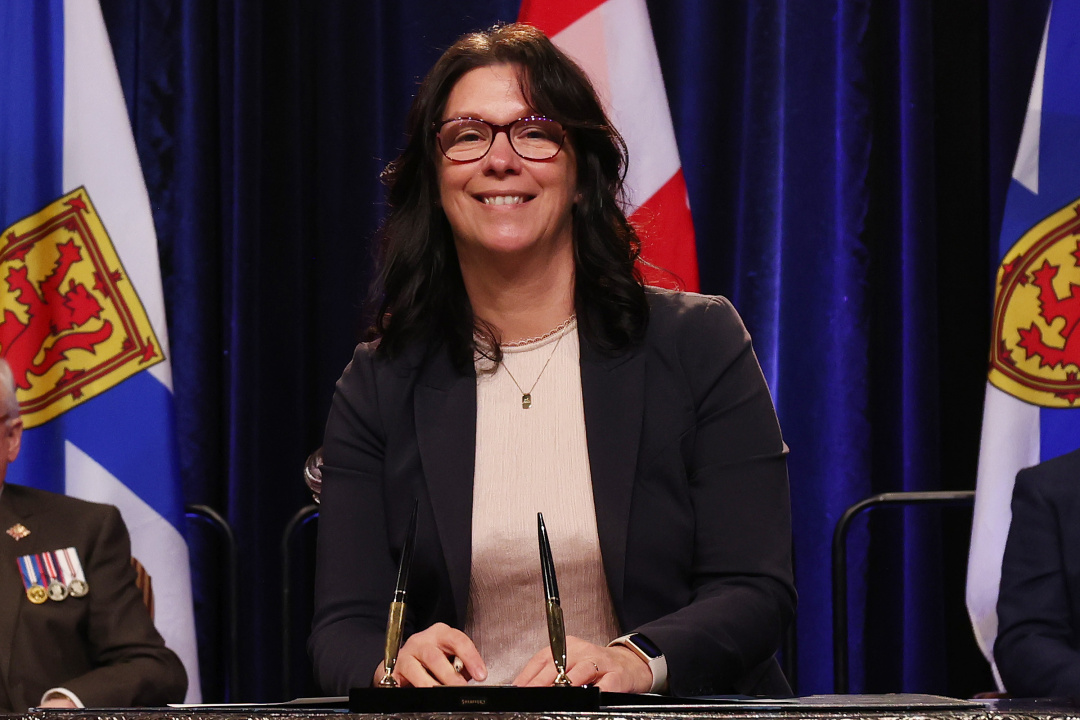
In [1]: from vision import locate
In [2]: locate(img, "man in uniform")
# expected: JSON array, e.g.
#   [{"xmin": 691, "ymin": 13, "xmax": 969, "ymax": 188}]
[{"xmin": 0, "ymin": 358, "xmax": 186, "ymax": 710}]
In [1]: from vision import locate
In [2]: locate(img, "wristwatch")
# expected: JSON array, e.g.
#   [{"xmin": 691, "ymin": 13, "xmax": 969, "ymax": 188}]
[{"xmin": 608, "ymin": 633, "xmax": 668, "ymax": 693}]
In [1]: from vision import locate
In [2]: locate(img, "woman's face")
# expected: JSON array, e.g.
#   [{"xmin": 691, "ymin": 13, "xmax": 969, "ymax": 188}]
[{"xmin": 437, "ymin": 63, "xmax": 578, "ymax": 266}]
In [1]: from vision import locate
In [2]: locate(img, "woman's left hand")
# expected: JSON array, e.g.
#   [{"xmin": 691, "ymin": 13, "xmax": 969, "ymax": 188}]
[{"xmin": 512, "ymin": 635, "xmax": 653, "ymax": 692}]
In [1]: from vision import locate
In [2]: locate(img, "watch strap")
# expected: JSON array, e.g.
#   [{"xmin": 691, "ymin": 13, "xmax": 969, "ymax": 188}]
[{"xmin": 608, "ymin": 633, "xmax": 668, "ymax": 693}]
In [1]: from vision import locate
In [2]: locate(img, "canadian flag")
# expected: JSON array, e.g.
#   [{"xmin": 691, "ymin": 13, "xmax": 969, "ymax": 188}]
[{"xmin": 519, "ymin": 0, "xmax": 699, "ymax": 291}]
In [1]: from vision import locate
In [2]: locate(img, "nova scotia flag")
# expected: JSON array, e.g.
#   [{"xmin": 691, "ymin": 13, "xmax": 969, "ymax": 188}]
[
  {"xmin": 0, "ymin": 0, "xmax": 200, "ymax": 700},
  {"xmin": 967, "ymin": 0, "xmax": 1080, "ymax": 690}
]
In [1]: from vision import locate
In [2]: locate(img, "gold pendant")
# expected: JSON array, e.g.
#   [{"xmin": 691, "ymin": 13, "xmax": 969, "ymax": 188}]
[{"xmin": 522, "ymin": 393, "xmax": 532, "ymax": 409}]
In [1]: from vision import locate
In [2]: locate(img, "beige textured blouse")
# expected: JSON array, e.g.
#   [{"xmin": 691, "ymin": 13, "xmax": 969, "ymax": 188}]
[{"xmin": 466, "ymin": 319, "xmax": 622, "ymax": 685}]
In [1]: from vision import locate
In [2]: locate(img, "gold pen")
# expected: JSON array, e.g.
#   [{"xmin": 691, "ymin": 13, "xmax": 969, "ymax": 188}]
[
  {"xmin": 377, "ymin": 501, "xmax": 419, "ymax": 687},
  {"xmin": 537, "ymin": 512, "xmax": 572, "ymax": 686}
]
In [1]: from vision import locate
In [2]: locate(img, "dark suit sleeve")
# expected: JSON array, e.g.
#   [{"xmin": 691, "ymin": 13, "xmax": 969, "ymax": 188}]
[
  {"xmin": 60, "ymin": 505, "xmax": 187, "ymax": 707},
  {"xmin": 995, "ymin": 461, "xmax": 1080, "ymax": 696},
  {"xmin": 309, "ymin": 343, "xmax": 400, "ymax": 694},
  {"xmin": 633, "ymin": 295, "xmax": 795, "ymax": 696}
]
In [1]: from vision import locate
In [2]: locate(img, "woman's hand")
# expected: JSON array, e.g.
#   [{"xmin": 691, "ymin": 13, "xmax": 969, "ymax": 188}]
[
  {"xmin": 513, "ymin": 636, "xmax": 653, "ymax": 693},
  {"xmin": 372, "ymin": 622, "xmax": 487, "ymax": 688}
]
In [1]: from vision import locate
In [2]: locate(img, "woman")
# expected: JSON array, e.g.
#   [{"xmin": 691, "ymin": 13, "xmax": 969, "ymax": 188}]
[{"xmin": 310, "ymin": 23, "xmax": 795, "ymax": 697}]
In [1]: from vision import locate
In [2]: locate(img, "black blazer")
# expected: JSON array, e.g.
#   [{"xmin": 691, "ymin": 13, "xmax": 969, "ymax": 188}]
[
  {"xmin": 310, "ymin": 290, "xmax": 796, "ymax": 697},
  {"xmin": 0, "ymin": 484, "xmax": 186, "ymax": 712},
  {"xmin": 996, "ymin": 447, "xmax": 1080, "ymax": 696}
]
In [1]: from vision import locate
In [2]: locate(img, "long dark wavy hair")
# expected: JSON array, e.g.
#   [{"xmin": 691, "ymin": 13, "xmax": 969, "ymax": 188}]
[{"xmin": 370, "ymin": 22, "xmax": 648, "ymax": 370}]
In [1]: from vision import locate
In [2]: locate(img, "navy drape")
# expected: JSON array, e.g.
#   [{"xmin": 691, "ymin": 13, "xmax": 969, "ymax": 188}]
[{"xmin": 97, "ymin": 0, "xmax": 1044, "ymax": 700}]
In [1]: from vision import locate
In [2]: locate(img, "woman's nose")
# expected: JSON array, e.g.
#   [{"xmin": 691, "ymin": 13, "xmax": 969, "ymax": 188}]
[{"xmin": 481, "ymin": 131, "xmax": 521, "ymax": 174}]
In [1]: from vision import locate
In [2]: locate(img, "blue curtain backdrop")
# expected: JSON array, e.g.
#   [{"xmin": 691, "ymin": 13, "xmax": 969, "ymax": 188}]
[{"xmin": 92, "ymin": 0, "xmax": 1048, "ymax": 701}]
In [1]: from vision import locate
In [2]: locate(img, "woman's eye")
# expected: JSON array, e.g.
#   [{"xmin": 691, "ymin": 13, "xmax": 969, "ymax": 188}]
[
  {"xmin": 518, "ymin": 124, "xmax": 548, "ymax": 138},
  {"xmin": 450, "ymin": 129, "xmax": 487, "ymax": 146}
]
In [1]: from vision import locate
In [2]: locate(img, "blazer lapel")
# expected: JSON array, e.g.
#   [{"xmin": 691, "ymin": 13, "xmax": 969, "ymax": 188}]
[
  {"xmin": 0, "ymin": 488, "xmax": 31, "ymax": 697},
  {"xmin": 580, "ymin": 341, "xmax": 644, "ymax": 613},
  {"xmin": 414, "ymin": 349, "xmax": 477, "ymax": 626}
]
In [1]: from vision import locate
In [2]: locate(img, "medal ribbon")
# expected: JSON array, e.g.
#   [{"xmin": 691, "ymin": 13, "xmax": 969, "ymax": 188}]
[
  {"xmin": 41, "ymin": 551, "xmax": 62, "ymax": 584},
  {"xmin": 59, "ymin": 547, "xmax": 87, "ymax": 584},
  {"xmin": 17, "ymin": 554, "xmax": 43, "ymax": 591}
]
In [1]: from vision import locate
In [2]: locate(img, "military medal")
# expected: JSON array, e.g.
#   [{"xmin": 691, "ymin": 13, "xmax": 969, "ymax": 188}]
[
  {"xmin": 40, "ymin": 551, "xmax": 69, "ymax": 600},
  {"xmin": 59, "ymin": 547, "xmax": 89, "ymax": 598},
  {"xmin": 41, "ymin": 551, "xmax": 70, "ymax": 601},
  {"xmin": 17, "ymin": 555, "xmax": 49, "ymax": 604},
  {"xmin": 47, "ymin": 580, "xmax": 68, "ymax": 601},
  {"xmin": 5, "ymin": 523, "xmax": 30, "ymax": 541}
]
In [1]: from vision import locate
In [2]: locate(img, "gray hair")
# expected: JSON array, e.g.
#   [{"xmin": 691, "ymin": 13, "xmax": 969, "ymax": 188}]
[{"xmin": 0, "ymin": 358, "xmax": 20, "ymax": 419}]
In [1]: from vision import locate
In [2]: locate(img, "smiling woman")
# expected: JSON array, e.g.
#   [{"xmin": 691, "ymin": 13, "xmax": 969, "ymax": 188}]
[
  {"xmin": 437, "ymin": 63, "xmax": 579, "ymax": 332},
  {"xmin": 310, "ymin": 22, "xmax": 795, "ymax": 699}
]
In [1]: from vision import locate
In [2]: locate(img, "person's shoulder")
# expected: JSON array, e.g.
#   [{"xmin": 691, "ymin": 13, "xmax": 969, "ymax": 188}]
[
  {"xmin": 645, "ymin": 286, "xmax": 735, "ymax": 315},
  {"xmin": 1016, "ymin": 447, "xmax": 1080, "ymax": 499},
  {"xmin": 4, "ymin": 484, "xmax": 119, "ymax": 527},
  {"xmin": 345, "ymin": 335, "xmax": 433, "ymax": 376},
  {"xmin": 5, "ymin": 487, "xmax": 117, "ymax": 515},
  {"xmin": 644, "ymin": 288, "xmax": 746, "ymax": 341}
]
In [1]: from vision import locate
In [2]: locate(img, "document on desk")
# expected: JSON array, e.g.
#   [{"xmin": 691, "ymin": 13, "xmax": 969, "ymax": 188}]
[
  {"xmin": 348, "ymin": 686, "xmax": 805, "ymax": 713},
  {"xmin": 792, "ymin": 694, "xmax": 984, "ymax": 709}
]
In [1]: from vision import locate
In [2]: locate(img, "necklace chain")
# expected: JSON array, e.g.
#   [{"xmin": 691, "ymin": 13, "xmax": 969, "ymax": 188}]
[
  {"xmin": 502, "ymin": 313, "xmax": 578, "ymax": 348},
  {"xmin": 500, "ymin": 315, "xmax": 575, "ymax": 409}
]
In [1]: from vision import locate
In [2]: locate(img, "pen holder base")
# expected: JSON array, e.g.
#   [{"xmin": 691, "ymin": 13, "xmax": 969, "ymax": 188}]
[{"xmin": 351, "ymin": 685, "xmax": 600, "ymax": 712}]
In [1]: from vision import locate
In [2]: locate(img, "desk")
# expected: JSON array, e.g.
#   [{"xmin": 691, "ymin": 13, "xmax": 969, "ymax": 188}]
[{"xmin": 5, "ymin": 698, "xmax": 1077, "ymax": 720}]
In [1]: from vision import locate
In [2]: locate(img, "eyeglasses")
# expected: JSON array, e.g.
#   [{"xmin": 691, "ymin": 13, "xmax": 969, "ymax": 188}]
[{"xmin": 435, "ymin": 116, "xmax": 567, "ymax": 162}]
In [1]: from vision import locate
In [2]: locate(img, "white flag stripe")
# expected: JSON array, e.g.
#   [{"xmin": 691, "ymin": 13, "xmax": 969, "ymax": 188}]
[
  {"xmin": 65, "ymin": 441, "xmax": 201, "ymax": 701},
  {"xmin": 62, "ymin": 0, "xmax": 172, "ymax": 391},
  {"xmin": 554, "ymin": 0, "xmax": 682, "ymax": 210},
  {"xmin": 966, "ymin": 385, "xmax": 1040, "ymax": 688}
]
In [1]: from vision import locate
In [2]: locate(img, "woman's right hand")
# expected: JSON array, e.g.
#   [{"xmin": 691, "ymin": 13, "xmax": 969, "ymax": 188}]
[{"xmin": 373, "ymin": 622, "xmax": 488, "ymax": 687}]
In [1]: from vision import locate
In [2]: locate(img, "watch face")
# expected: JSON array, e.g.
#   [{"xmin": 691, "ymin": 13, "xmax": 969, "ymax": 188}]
[{"xmin": 631, "ymin": 633, "xmax": 662, "ymax": 659}]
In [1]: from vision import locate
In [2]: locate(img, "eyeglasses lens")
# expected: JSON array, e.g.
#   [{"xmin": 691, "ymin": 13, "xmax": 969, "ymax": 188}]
[{"xmin": 438, "ymin": 118, "xmax": 564, "ymax": 161}]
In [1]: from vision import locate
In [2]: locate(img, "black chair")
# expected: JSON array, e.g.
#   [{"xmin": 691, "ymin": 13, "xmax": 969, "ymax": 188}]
[
  {"xmin": 281, "ymin": 502, "xmax": 319, "ymax": 699},
  {"xmin": 281, "ymin": 448, "xmax": 323, "ymax": 699},
  {"xmin": 185, "ymin": 503, "xmax": 239, "ymax": 702},
  {"xmin": 831, "ymin": 490, "xmax": 975, "ymax": 694}
]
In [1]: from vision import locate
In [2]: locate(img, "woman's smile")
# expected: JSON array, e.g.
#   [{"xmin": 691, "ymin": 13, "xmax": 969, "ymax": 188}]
[{"xmin": 438, "ymin": 63, "xmax": 578, "ymax": 262}]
